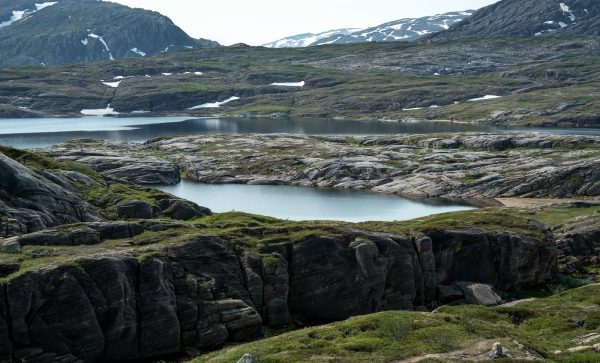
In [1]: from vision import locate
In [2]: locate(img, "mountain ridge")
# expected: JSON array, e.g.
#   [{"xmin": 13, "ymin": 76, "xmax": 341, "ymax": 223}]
[
  {"xmin": 264, "ymin": 10, "xmax": 475, "ymax": 48},
  {"xmin": 0, "ymin": 0, "xmax": 219, "ymax": 66},
  {"xmin": 430, "ymin": 0, "xmax": 600, "ymax": 40}
]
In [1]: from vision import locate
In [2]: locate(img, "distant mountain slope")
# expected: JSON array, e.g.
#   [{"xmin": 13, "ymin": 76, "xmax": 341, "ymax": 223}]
[
  {"xmin": 430, "ymin": 0, "xmax": 600, "ymax": 40},
  {"xmin": 0, "ymin": 0, "xmax": 219, "ymax": 66},
  {"xmin": 264, "ymin": 11, "xmax": 474, "ymax": 48}
]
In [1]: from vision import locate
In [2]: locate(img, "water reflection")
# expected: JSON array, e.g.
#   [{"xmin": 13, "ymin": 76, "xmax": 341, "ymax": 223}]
[
  {"xmin": 0, "ymin": 116, "xmax": 598, "ymax": 149},
  {"xmin": 158, "ymin": 181, "xmax": 475, "ymax": 222}
]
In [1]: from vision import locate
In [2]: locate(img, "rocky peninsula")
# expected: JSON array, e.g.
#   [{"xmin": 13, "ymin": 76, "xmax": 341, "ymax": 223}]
[{"xmin": 49, "ymin": 133, "xmax": 600, "ymax": 203}]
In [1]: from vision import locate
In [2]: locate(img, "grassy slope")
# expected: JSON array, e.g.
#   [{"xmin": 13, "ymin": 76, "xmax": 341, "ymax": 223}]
[
  {"xmin": 0, "ymin": 37, "xmax": 599, "ymax": 126},
  {"xmin": 192, "ymin": 284, "xmax": 600, "ymax": 363}
]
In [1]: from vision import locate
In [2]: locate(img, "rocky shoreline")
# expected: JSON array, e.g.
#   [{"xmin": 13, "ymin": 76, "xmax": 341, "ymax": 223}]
[{"xmin": 49, "ymin": 133, "xmax": 600, "ymax": 203}]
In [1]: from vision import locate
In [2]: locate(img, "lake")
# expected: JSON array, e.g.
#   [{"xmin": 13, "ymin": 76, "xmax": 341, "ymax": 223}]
[
  {"xmin": 158, "ymin": 181, "xmax": 474, "ymax": 222},
  {"xmin": 1, "ymin": 116, "xmax": 598, "ymax": 149},
  {"xmin": 0, "ymin": 116, "xmax": 499, "ymax": 148}
]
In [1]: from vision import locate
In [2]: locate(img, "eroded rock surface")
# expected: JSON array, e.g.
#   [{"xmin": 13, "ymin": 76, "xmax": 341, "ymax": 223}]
[
  {"xmin": 51, "ymin": 150, "xmax": 180, "ymax": 185},
  {"xmin": 554, "ymin": 203, "xmax": 600, "ymax": 273},
  {"xmin": 0, "ymin": 152, "xmax": 99, "ymax": 237},
  {"xmin": 0, "ymin": 222, "xmax": 557, "ymax": 362},
  {"xmin": 49, "ymin": 133, "xmax": 600, "ymax": 201}
]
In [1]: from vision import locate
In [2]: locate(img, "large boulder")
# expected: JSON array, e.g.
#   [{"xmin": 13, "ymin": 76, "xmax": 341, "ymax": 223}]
[
  {"xmin": 158, "ymin": 199, "xmax": 212, "ymax": 220},
  {"xmin": 0, "ymin": 152, "xmax": 99, "ymax": 237},
  {"xmin": 456, "ymin": 282, "xmax": 502, "ymax": 306},
  {"xmin": 117, "ymin": 200, "xmax": 157, "ymax": 219}
]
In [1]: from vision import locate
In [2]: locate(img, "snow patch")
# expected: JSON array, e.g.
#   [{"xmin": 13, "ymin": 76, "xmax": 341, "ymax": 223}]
[
  {"xmin": 0, "ymin": 10, "xmax": 27, "ymax": 28},
  {"xmin": 270, "ymin": 81, "xmax": 305, "ymax": 87},
  {"xmin": 88, "ymin": 33, "xmax": 114, "ymax": 60},
  {"xmin": 468, "ymin": 95, "xmax": 502, "ymax": 102},
  {"xmin": 188, "ymin": 96, "xmax": 240, "ymax": 110},
  {"xmin": 81, "ymin": 38, "xmax": 88, "ymax": 46},
  {"xmin": 81, "ymin": 104, "xmax": 120, "ymax": 116},
  {"xmin": 34, "ymin": 2, "xmax": 57, "ymax": 10},
  {"xmin": 101, "ymin": 81, "xmax": 121, "ymax": 88},
  {"xmin": 559, "ymin": 3, "xmax": 576, "ymax": 22},
  {"xmin": 130, "ymin": 47, "xmax": 146, "ymax": 57},
  {"xmin": 402, "ymin": 107, "xmax": 424, "ymax": 111},
  {"xmin": 131, "ymin": 110, "xmax": 150, "ymax": 114},
  {"xmin": 161, "ymin": 73, "xmax": 173, "ymax": 76}
]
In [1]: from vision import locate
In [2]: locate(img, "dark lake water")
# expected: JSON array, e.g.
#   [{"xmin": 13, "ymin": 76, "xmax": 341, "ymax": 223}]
[
  {"xmin": 158, "ymin": 182, "xmax": 474, "ymax": 222},
  {"xmin": 0, "ymin": 116, "xmax": 499, "ymax": 148}
]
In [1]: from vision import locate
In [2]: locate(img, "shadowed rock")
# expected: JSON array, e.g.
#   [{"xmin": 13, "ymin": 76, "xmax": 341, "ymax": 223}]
[
  {"xmin": 0, "ymin": 152, "xmax": 99, "ymax": 237},
  {"xmin": 0, "ymin": 225, "xmax": 557, "ymax": 362}
]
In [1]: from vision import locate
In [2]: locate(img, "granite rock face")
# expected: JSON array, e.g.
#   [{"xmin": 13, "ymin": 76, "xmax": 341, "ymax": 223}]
[
  {"xmin": 0, "ymin": 152, "xmax": 99, "ymax": 237},
  {"xmin": 52, "ymin": 150, "xmax": 181, "ymax": 185},
  {"xmin": 0, "ymin": 225, "xmax": 557, "ymax": 362},
  {"xmin": 50, "ymin": 133, "xmax": 600, "ymax": 201},
  {"xmin": 554, "ymin": 203, "xmax": 600, "ymax": 273}
]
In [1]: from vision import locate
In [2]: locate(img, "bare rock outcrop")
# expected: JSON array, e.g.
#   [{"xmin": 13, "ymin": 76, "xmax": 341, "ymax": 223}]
[
  {"xmin": 0, "ymin": 224, "xmax": 557, "ymax": 362},
  {"xmin": 554, "ymin": 203, "xmax": 600, "ymax": 273},
  {"xmin": 0, "ymin": 152, "xmax": 99, "ymax": 237}
]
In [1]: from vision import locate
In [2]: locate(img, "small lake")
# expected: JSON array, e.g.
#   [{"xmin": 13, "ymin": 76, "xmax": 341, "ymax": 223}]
[
  {"xmin": 158, "ymin": 181, "xmax": 475, "ymax": 222},
  {"xmin": 0, "ymin": 116, "xmax": 499, "ymax": 148}
]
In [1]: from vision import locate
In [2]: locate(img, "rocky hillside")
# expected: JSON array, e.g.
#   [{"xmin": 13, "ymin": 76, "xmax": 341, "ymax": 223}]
[
  {"xmin": 50, "ymin": 133, "xmax": 600, "ymax": 202},
  {"xmin": 264, "ymin": 11, "xmax": 474, "ymax": 47},
  {"xmin": 431, "ymin": 0, "xmax": 600, "ymax": 40},
  {"xmin": 0, "ymin": 0, "xmax": 218, "ymax": 66},
  {"xmin": 193, "ymin": 283, "xmax": 600, "ymax": 362},
  {"xmin": 1, "ymin": 36, "xmax": 599, "ymax": 127},
  {"xmin": 0, "ymin": 147, "xmax": 585, "ymax": 363}
]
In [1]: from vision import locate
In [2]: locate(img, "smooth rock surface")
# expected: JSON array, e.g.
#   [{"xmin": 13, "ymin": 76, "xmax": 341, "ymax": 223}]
[
  {"xmin": 49, "ymin": 133, "xmax": 600, "ymax": 201},
  {"xmin": 0, "ymin": 152, "xmax": 99, "ymax": 237}
]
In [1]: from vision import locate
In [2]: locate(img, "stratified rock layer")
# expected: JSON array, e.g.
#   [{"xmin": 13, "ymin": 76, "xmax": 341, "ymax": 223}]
[
  {"xmin": 0, "ymin": 152, "xmax": 99, "ymax": 237},
  {"xmin": 0, "ymin": 224, "xmax": 557, "ymax": 362},
  {"xmin": 50, "ymin": 133, "xmax": 600, "ymax": 201}
]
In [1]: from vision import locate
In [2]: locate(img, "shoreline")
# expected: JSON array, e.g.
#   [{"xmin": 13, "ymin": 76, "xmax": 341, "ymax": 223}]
[{"xmin": 2, "ymin": 112, "xmax": 600, "ymax": 131}]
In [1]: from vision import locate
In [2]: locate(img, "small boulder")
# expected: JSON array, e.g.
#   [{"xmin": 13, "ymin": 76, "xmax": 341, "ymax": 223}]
[
  {"xmin": 594, "ymin": 343, "xmax": 600, "ymax": 352},
  {"xmin": 237, "ymin": 354, "xmax": 258, "ymax": 363},
  {"xmin": 1, "ymin": 237, "xmax": 21, "ymax": 254},
  {"xmin": 117, "ymin": 200, "xmax": 156, "ymax": 219},
  {"xmin": 489, "ymin": 342, "xmax": 506, "ymax": 359},
  {"xmin": 457, "ymin": 282, "xmax": 502, "ymax": 306},
  {"xmin": 567, "ymin": 346, "xmax": 593, "ymax": 353},
  {"xmin": 159, "ymin": 199, "xmax": 212, "ymax": 220}
]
